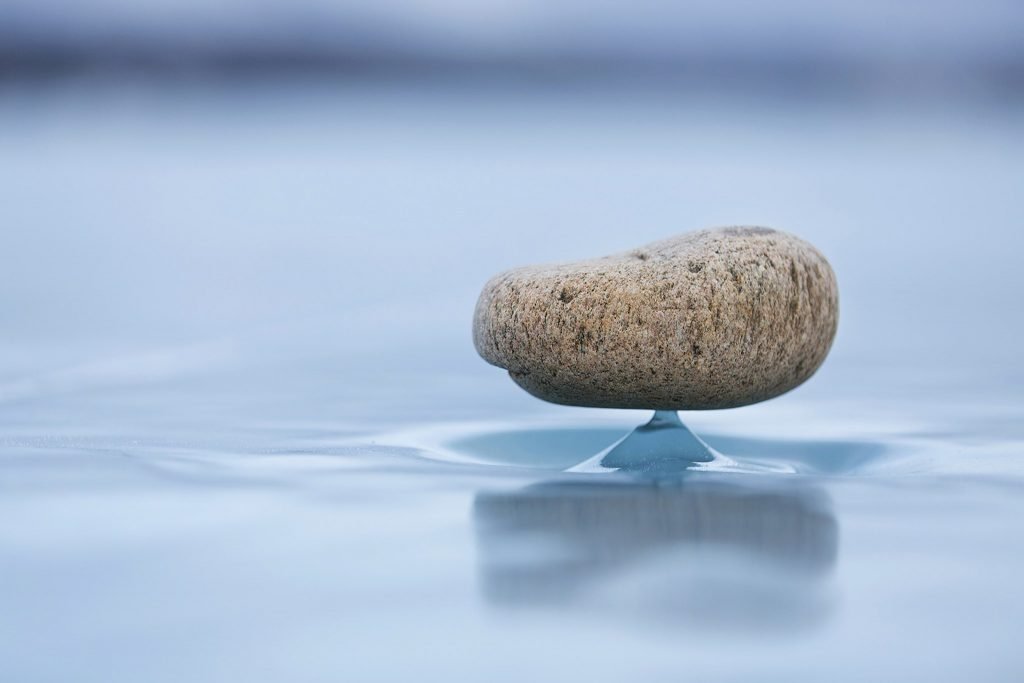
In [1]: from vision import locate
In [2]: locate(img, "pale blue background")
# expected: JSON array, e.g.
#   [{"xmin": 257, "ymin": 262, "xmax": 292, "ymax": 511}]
[{"xmin": 1, "ymin": 2, "xmax": 1023, "ymax": 681}]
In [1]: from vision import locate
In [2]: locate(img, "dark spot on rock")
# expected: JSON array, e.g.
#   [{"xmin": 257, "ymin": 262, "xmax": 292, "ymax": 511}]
[
  {"xmin": 688, "ymin": 261, "xmax": 704, "ymax": 273},
  {"xmin": 632, "ymin": 250, "xmax": 649, "ymax": 261},
  {"xmin": 558, "ymin": 287, "xmax": 576, "ymax": 303},
  {"xmin": 789, "ymin": 260, "xmax": 800, "ymax": 287},
  {"xmin": 575, "ymin": 326, "xmax": 594, "ymax": 353},
  {"xmin": 729, "ymin": 266, "xmax": 743, "ymax": 293},
  {"xmin": 691, "ymin": 342, "xmax": 703, "ymax": 357}
]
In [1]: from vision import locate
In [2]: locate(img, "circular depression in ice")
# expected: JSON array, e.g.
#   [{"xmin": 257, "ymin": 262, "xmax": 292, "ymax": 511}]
[{"xmin": 374, "ymin": 420, "xmax": 900, "ymax": 477}]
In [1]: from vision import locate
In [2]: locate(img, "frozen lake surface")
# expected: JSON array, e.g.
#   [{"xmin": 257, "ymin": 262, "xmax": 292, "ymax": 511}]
[{"xmin": 1, "ymin": 82, "xmax": 1023, "ymax": 681}]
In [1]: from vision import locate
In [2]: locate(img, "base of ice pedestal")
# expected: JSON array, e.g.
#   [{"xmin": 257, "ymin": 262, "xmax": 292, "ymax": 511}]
[{"xmin": 569, "ymin": 410, "xmax": 718, "ymax": 475}]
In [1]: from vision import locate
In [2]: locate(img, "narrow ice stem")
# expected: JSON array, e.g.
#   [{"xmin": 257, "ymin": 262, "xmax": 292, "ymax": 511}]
[{"xmin": 594, "ymin": 410, "xmax": 717, "ymax": 473}]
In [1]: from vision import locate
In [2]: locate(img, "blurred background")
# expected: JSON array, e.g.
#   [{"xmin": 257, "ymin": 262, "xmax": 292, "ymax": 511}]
[
  {"xmin": 3, "ymin": 5, "xmax": 1024, "ymax": 682},
  {"xmin": 1, "ymin": 0, "xmax": 1022, "ymax": 426},
  {"xmin": 2, "ymin": 0, "xmax": 1022, "ymax": 88}
]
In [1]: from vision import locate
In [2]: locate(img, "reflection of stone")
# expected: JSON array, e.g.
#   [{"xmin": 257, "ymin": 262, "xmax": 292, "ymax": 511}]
[{"xmin": 473, "ymin": 476, "xmax": 838, "ymax": 629}]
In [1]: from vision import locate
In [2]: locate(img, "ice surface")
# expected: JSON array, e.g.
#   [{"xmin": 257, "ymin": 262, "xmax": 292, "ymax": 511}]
[{"xmin": 1, "ymin": 83, "xmax": 1023, "ymax": 682}]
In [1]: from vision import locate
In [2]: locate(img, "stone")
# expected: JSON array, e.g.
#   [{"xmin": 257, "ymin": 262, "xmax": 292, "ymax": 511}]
[{"xmin": 473, "ymin": 227, "xmax": 838, "ymax": 410}]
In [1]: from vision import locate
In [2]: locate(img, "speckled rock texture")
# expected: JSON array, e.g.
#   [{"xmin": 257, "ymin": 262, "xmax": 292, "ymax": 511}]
[{"xmin": 473, "ymin": 227, "xmax": 838, "ymax": 410}]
